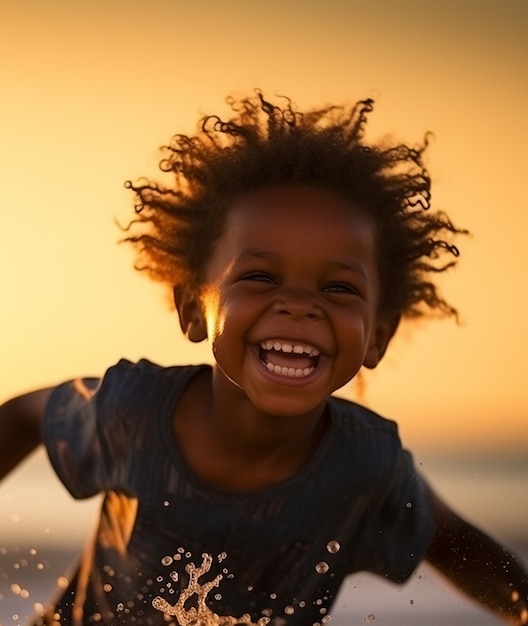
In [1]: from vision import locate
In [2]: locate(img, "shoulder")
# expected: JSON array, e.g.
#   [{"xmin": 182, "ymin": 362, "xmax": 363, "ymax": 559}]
[
  {"xmin": 103, "ymin": 357, "xmax": 183, "ymax": 385},
  {"xmin": 329, "ymin": 395, "xmax": 400, "ymax": 440},
  {"xmin": 47, "ymin": 359, "xmax": 199, "ymax": 429},
  {"xmin": 98, "ymin": 358, "xmax": 196, "ymax": 404},
  {"xmin": 326, "ymin": 395, "xmax": 407, "ymax": 483},
  {"xmin": 84, "ymin": 359, "xmax": 204, "ymax": 434}
]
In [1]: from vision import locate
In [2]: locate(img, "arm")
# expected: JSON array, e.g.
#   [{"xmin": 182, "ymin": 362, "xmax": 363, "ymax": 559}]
[
  {"xmin": 425, "ymin": 487, "xmax": 528, "ymax": 625},
  {"xmin": 0, "ymin": 388, "xmax": 54, "ymax": 480}
]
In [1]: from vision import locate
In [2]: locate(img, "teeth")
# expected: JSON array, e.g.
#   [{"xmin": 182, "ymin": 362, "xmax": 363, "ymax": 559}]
[
  {"xmin": 266, "ymin": 362, "xmax": 315, "ymax": 378},
  {"xmin": 260, "ymin": 340, "xmax": 320, "ymax": 356}
]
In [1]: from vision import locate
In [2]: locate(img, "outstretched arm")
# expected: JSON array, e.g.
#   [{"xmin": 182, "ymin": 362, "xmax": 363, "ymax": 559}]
[
  {"xmin": 425, "ymin": 487, "xmax": 528, "ymax": 625},
  {"xmin": 0, "ymin": 388, "xmax": 53, "ymax": 480}
]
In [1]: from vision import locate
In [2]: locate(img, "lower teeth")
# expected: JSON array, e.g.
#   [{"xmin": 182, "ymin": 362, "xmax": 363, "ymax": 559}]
[{"xmin": 265, "ymin": 362, "xmax": 314, "ymax": 377}]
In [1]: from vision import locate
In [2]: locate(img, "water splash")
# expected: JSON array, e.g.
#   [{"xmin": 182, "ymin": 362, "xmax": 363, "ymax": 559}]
[
  {"xmin": 152, "ymin": 553, "xmax": 270, "ymax": 625},
  {"xmin": 326, "ymin": 540, "xmax": 340, "ymax": 554}
]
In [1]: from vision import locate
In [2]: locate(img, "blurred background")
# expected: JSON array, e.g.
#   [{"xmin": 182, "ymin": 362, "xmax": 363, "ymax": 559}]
[{"xmin": 1, "ymin": 1, "xmax": 526, "ymax": 624}]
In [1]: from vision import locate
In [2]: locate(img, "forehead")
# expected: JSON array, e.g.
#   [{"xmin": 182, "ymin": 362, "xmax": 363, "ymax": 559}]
[{"xmin": 224, "ymin": 184, "xmax": 376, "ymax": 247}]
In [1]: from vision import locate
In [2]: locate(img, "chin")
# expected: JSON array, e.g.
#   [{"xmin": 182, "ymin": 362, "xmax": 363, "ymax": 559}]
[{"xmin": 247, "ymin": 391, "xmax": 327, "ymax": 419}]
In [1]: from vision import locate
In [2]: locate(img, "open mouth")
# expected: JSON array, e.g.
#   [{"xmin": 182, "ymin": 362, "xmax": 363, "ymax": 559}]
[{"xmin": 258, "ymin": 340, "xmax": 321, "ymax": 378}]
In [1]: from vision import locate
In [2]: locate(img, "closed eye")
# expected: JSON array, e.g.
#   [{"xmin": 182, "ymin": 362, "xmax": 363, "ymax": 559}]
[
  {"xmin": 323, "ymin": 282, "xmax": 361, "ymax": 296},
  {"xmin": 240, "ymin": 272, "xmax": 276, "ymax": 284}
]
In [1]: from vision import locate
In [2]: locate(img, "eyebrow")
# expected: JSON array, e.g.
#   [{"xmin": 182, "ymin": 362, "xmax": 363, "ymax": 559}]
[{"xmin": 324, "ymin": 260, "xmax": 369, "ymax": 280}]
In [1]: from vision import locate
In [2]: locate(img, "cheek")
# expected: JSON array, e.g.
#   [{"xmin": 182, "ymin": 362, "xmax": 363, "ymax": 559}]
[
  {"xmin": 206, "ymin": 290, "xmax": 252, "ymax": 335},
  {"xmin": 201, "ymin": 288, "xmax": 224, "ymax": 338},
  {"xmin": 336, "ymin": 314, "xmax": 371, "ymax": 357}
]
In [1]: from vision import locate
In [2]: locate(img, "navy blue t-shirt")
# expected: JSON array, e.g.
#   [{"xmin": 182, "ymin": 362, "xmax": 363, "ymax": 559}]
[{"xmin": 39, "ymin": 359, "xmax": 434, "ymax": 625}]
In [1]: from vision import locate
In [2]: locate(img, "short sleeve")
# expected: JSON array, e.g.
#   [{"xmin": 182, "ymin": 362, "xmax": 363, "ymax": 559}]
[
  {"xmin": 363, "ymin": 449, "xmax": 434, "ymax": 582},
  {"xmin": 43, "ymin": 376, "xmax": 106, "ymax": 498},
  {"xmin": 43, "ymin": 358, "xmax": 152, "ymax": 499}
]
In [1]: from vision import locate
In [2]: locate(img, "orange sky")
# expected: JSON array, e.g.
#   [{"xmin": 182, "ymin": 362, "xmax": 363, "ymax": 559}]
[{"xmin": 1, "ymin": 0, "xmax": 527, "ymax": 453}]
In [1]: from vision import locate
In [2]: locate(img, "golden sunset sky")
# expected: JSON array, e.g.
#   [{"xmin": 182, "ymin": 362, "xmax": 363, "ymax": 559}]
[{"xmin": 1, "ymin": 0, "xmax": 527, "ymax": 453}]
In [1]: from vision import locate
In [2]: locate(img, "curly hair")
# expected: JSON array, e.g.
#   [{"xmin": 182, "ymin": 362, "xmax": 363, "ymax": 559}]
[{"xmin": 123, "ymin": 90, "xmax": 467, "ymax": 319}]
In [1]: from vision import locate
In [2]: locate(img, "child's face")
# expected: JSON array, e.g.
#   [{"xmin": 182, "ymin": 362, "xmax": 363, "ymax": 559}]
[{"xmin": 178, "ymin": 184, "xmax": 396, "ymax": 418}]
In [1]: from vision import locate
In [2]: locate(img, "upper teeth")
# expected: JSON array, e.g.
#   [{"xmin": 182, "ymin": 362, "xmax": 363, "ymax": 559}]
[{"xmin": 260, "ymin": 340, "xmax": 320, "ymax": 356}]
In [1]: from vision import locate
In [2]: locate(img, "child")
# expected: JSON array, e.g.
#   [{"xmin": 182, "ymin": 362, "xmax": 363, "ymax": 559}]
[{"xmin": 1, "ymin": 91, "xmax": 527, "ymax": 626}]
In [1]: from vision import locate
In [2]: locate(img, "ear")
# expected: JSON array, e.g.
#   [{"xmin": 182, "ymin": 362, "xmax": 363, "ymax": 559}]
[
  {"xmin": 363, "ymin": 313, "xmax": 400, "ymax": 369},
  {"xmin": 173, "ymin": 286, "xmax": 208, "ymax": 343}
]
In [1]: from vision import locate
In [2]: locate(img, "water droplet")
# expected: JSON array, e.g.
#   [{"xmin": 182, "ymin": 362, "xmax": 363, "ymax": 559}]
[
  {"xmin": 163, "ymin": 500, "xmax": 170, "ymax": 507},
  {"xmin": 405, "ymin": 501, "xmax": 412, "ymax": 508},
  {"xmin": 315, "ymin": 561, "xmax": 329, "ymax": 574},
  {"xmin": 326, "ymin": 540, "xmax": 340, "ymax": 554},
  {"xmin": 363, "ymin": 614, "xmax": 376, "ymax": 623},
  {"xmin": 321, "ymin": 616, "xmax": 331, "ymax": 624},
  {"xmin": 218, "ymin": 552, "xmax": 227, "ymax": 562},
  {"xmin": 284, "ymin": 606, "xmax": 294, "ymax": 615},
  {"xmin": 116, "ymin": 603, "xmax": 124, "ymax": 611},
  {"xmin": 161, "ymin": 556, "xmax": 173, "ymax": 566},
  {"xmin": 170, "ymin": 571, "xmax": 178, "ymax": 582},
  {"xmin": 57, "ymin": 576, "xmax": 68, "ymax": 589}
]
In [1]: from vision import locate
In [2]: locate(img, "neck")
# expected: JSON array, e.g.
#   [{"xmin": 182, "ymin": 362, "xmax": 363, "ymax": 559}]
[
  {"xmin": 209, "ymin": 366, "xmax": 328, "ymax": 461},
  {"xmin": 172, "ymin": 367, "xmax": 329, "ymax": 493}
]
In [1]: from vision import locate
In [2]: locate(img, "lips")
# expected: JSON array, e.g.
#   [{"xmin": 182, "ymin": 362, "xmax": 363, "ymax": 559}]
[{"xmin": 258, "ymin": 340, "xmax": 321, "ymax": 378}]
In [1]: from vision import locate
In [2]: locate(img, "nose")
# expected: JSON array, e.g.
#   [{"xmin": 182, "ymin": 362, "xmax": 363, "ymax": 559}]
[{"xmin": 271, "ymin": 287, "xmax": 323, "ymax": 320}]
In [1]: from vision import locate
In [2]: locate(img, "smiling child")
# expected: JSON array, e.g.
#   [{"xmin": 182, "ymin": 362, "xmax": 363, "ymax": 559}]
[{"xmin": 1, "ymin": 91, "xmax": 527, "ymax": 625}]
